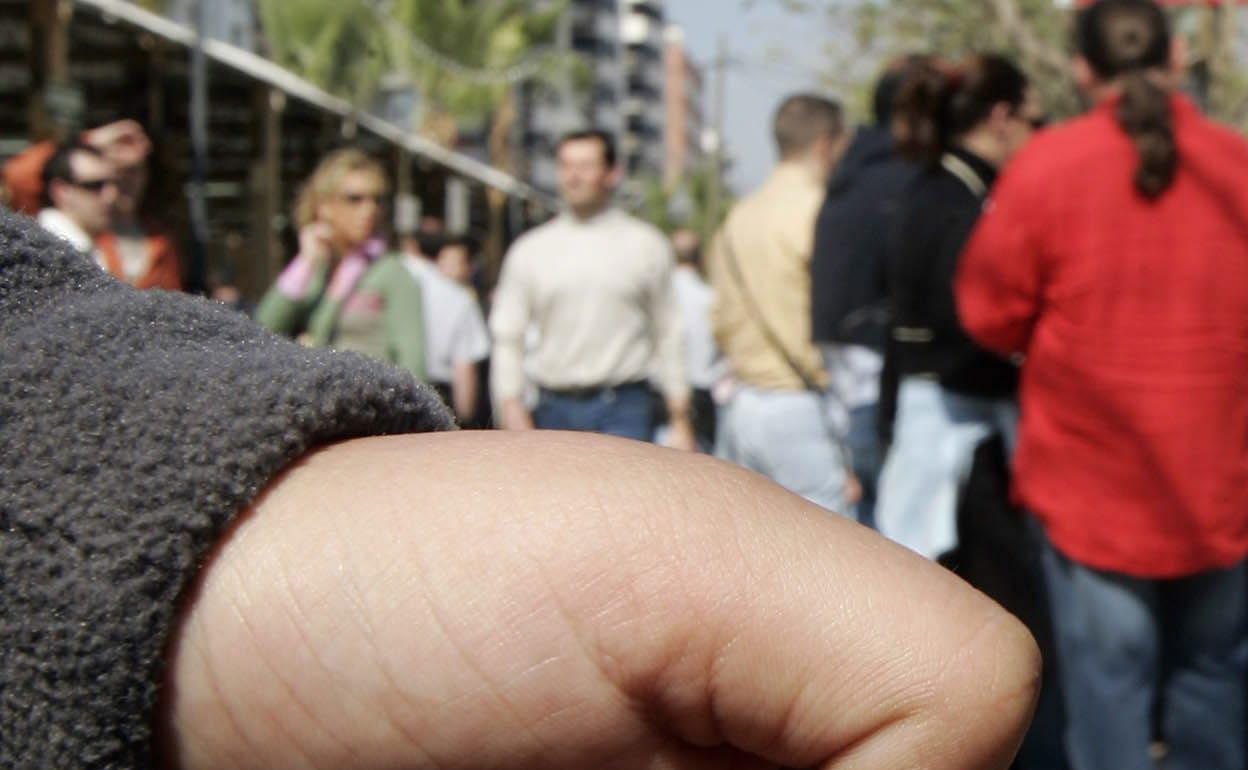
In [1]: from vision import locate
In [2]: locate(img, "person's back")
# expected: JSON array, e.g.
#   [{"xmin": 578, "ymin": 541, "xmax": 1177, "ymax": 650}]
[
  {"xmin": 403, "ymin": 250, "xmax": 489, "ymax": 422},
  {"xmin": 811, "ymin": 127, "xmax": 908, "ymax": 349},
  {"xmin": 668, "ymin": 228, "xmax": 722, "ymax": 451},
  {"xmin": 811, "ymin": 60, "xmax": 924, "ymax": 350},
  {"xmin": 872, "ymin": 54, "xmax": 1037, "ymax": 562},
  {"xmin": 713, "ymin": 168, "xmax": 826, "ymax": 390},
  {"xmin": 961, "ymin": 93, "xmax": 1248, "ymax": 572},
  {"xmin": 808, "ymin": 64, "xmax": 926, "ymax": 526},
  {"xmin": 672, "ymin": 263, "xmax": 718, "ymax": 392},
  {"xmin": 956, "ymin": 4, "xmax": 1248, "ymax": 768},
  {"xmin": 708, "ymin": 93, "xmax": 855, "ymax": 513}
]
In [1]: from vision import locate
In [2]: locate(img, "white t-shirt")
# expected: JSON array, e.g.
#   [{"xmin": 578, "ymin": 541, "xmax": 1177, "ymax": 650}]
[
  {"xmin": 672, "ymin": 265, "xmax": 723, "ymax": 391},
  {"xmin": 38, "ymin": 209, "xmax": 103, "ymax": 268},
  {"xmin": 403, "ymin": 256, "xmax": 490, "ymax": 384},
  {"xmin": 820, "ymin": 343, "xmax": 884, "ymax": 410}
]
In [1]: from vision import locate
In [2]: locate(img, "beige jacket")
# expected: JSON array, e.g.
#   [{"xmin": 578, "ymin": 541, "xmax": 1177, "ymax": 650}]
[{"xmin": 708, "ymin": 162, "xmax": 827, "ymax": 391}]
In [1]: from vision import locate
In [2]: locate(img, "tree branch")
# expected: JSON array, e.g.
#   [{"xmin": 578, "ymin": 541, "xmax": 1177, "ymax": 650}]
[{"xmin": 988, "ymin": 0, "xmax": 1069, "ymax": 76}]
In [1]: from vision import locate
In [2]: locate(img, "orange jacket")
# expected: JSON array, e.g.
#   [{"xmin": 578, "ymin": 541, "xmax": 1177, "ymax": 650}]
[
  {"xmin": 3, "ymin": 141, "xmax": 55, "ymax": 215},
  {"xmin": 95, "ymin": 226, "xmax": 184, "ymax": 291}
]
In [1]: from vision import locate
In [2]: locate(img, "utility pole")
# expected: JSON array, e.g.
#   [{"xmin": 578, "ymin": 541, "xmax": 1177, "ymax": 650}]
[
  {"xmin": 30, "ymin": 0, "xmax": 73, "ymax": 140},
  {"xmin": 187, "ymin": 0, "xmax": 210, "ymax": 294},
  {"xmin": 704, "ymin": 35, "xmax": 728, "ymax": 248},
  {"xmin": 1208, "ymin": 0, "xmax": 1240, "ymax": 119}
]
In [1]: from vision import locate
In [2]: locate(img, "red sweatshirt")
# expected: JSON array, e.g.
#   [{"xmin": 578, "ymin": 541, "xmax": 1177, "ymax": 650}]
[{"xmin": 956, "ymin": 95, "xmax": 1248, "ymax": 578}]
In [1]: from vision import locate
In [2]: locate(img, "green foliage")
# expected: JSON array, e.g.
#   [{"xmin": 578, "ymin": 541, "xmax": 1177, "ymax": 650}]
[
  {"xmin": 633, "ymin": 164, "xmax": 734, "ymax": 239},
  {"xmin": 254, "ymin": 0, "xmax": 582, "ymax": 142},
  {"xmin": 809, "ymin": 0, "xmax": 1079, "ymax": 121},
  {"xmin": 256, "ymin": 0, "xmax": 389, "ymax": 104},
  {"xmin": 379, "ymin": 0, "xmax": 577, "ymax": 128},
  {"xmin": 769, "ymin": 0, "xmax": 1247, "ymax": 131}
]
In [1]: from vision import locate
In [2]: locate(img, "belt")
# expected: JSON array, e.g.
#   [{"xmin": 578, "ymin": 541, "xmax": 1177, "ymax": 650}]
[{"xmin": 539, "ymin": 381, "xmax": 649, "ymax": 401}]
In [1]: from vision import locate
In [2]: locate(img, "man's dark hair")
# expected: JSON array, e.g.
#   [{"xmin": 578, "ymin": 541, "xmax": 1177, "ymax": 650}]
[
  {"xmin": 555, "ymin": 129, "xmax": 617, "ymax": 168},
  {"xmin": 40, "ymin": 142, "xmax": 102, "ymax": 209},
  {"xmin": 415, "ymin": 232, "xmax": 445, "ymax": 259},
  {"xmin": 1077, "ymin": 0, "xmax": 1175, "ymax": 199},
  {"xmin": 438, "ymin": 233, "xmax": 478, "ymax": 255},
  {"xmin": 773, "ymin": 94, "xmax": 844, "ymax": 159}
]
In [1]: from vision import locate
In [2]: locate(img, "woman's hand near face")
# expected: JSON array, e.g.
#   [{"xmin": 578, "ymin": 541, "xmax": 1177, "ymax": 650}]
[{"xmin": 298, "ymin": 222, "xmax": 335, "ymax": 266}]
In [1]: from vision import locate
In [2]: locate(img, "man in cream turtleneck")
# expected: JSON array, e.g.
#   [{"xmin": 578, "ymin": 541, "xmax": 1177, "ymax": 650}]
[{"xmin": 490, "ymin": 130, "xmax": 695, "ymax": 450}]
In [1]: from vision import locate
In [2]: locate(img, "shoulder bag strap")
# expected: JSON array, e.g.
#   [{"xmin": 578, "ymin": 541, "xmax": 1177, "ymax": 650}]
[
  {"xmin": 719, "ymin": 229, "xmax": 856, "ymax": 472},
  {"xmin": 719, "ymin": 231, "xmax": 824, "ymax": 394}
]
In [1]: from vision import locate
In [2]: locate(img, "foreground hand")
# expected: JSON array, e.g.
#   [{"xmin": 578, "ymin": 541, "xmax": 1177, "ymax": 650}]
[{"xmin": 162, "ymin": 431, "xmax": 1038, "ymax": 770}]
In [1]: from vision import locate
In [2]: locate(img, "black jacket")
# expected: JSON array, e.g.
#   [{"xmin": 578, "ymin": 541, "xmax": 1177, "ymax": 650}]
[
  {"xmin": 886, "ymin": 148, "xmax": 1018, "ymax": 398},
  {"xmin": 810, "ymin": 125, "xmax": 919, "ymax": 350}
]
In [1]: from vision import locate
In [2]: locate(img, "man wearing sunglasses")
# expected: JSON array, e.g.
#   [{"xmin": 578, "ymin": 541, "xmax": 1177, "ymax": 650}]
[{"xmin": 38, "ymin": 142, "xmax": 117, "ymax": 267}]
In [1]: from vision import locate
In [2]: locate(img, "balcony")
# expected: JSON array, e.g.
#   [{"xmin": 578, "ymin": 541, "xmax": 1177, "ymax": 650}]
[
  {"xmin": 625, "ymin": 116, "xmax": 662, "ymax": 141},
  {"xmin": 625, "ymin": 76, "xmax": 662, "ymax": 102},
  {"xmin": 571, "ymin": 32, "xmax": 616, "ymax": 59},
  {"xmin": 623, "ymin": 0, "xmax": 664, "ymax": 22}
]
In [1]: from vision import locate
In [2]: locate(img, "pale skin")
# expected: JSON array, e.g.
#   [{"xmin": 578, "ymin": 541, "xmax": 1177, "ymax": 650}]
[
  {"xmin": 48, "ymin": 150, "xmax": 119, "ymax": 238},
  {"xmin": 450, "ymin": 358, "xmax": 479, "ymax": 422},
  {"xmin": 784, "ymin": 130, "xmax": 851, "ymax": 187},
  {"xmin": 959, "ymin": 90, "xmax": 1044, "ymax": 170},
  {"xmin": 300, "ymin": 169, "xmax": 388, "ymax": 267},
  {"xmin": 498, "ymin": 138, "xmax": 698, "ymax": 452},
  {"xmin": 161, "ymin": 430, "xmax": 1040, "ymax": 769}
]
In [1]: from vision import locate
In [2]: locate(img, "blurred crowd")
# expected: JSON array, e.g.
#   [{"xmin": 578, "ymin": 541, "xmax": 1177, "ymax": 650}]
[{"xmin": 5, "ymin": 0, "xmax": 1248, "ymax": 768}]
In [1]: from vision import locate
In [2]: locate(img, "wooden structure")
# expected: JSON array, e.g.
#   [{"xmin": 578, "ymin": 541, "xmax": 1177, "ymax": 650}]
[{"xmin": 0, "ymin": 0, "xmax": 555, "ymax": 297}]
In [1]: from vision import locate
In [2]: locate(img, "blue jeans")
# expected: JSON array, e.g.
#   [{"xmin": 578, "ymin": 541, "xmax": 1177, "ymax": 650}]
[
  {"xmin": 876, "ymin": 377, "xmax": 1017, "ymax": 559},
  {"xmin": 534, "ymin": 383, "xmax": 655, "ymax": 441},
  {"xmin": 1041, "ymin": 540, "xmax": 1248, "ymax": 770},
  {"xmin": 715, "ymin": 386, "xmax": 852, "ymax": 516},
  {"xmin": 847, "ymin": 403, "xmax": 882, "ymax": 530}
]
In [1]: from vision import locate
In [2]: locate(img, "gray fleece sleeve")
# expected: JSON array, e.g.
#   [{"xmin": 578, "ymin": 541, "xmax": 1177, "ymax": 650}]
[{"xmin": 0, "ymin": 211, "xmax": 454, "ymax": 769}]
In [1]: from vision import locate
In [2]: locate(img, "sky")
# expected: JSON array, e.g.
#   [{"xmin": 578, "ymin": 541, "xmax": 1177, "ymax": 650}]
[{"xmin": 665, "ymin": 0, "xmax": 831, "ymax": 191}]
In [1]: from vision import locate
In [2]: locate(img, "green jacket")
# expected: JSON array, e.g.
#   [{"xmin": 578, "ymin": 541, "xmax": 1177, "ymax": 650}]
[{"xmin": 255, "ymin": 255, "xmax": 427, "ymax": 381}]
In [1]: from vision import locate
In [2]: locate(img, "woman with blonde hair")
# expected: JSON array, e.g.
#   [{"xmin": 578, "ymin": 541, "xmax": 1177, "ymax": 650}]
[{"xmin": 256, "ymin": 148, "xmax": 426, "ymax": 379}]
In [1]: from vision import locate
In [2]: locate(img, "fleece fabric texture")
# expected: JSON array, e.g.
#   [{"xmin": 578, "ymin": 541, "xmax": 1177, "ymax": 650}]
[{"xmin": 0, "ymin": 210, "xmax": 455, "ymax": 768}]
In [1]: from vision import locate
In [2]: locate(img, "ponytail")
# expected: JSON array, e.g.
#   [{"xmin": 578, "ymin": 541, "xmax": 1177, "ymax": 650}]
[
  {"xmin": 892, "ymin": 61, "xmax": 957, "ymax": 164},
  {"xmin": 1078, "ymin": 0, "xmax": 1176, "ymax": 199},
  {"xmin": 891, "ymin": 55, "xmax": 1028, "ymax": 166},
  {"xmin": 1116, "ymin": 72, "xmax": 1176, "ymax": 199}
]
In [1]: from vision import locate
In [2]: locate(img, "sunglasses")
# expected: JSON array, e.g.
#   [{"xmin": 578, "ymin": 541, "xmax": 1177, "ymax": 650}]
[
  {"xmin": 69, "ymin": 177, "xmax": 117, "ymax": 194},
  {"xmin": 340, "ymin": 192, "xmax": 388, "ymax": 206}
]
